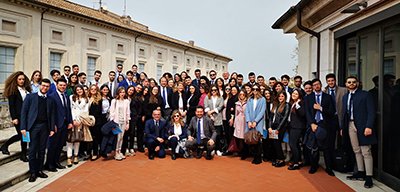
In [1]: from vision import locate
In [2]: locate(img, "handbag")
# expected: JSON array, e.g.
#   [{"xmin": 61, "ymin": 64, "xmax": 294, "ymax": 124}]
[
  {"xmin": 227, "ymin": 138, "xmax": 239, "ymax": 153},
  {"xmin": 67, "ymin": 126, "xmax": 84, "ymax": 143},
  {"xmin": 244, "ymin": 129, "xmax": 262, "ymax": 145}
]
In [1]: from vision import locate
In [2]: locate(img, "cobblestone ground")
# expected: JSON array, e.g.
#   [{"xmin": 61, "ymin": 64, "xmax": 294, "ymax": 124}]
[{"xmin": 40, "ymin": 152, "xmax": 353, "ymax": 192}]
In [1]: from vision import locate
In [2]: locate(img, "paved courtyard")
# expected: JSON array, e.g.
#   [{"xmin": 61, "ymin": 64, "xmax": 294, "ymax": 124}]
[{"xmin": 38, "ymin": 152, "xmax": 353, "ymax": 192}]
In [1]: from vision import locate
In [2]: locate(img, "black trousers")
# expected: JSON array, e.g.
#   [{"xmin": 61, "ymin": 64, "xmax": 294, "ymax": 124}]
[
  {"xmin": 289, "ymin": 128, "xmax": 303, "ymax": 163},
  {"xmin": 1, "ymin": 124, "xmax": 27, "ymax": 155},
  {"xmin": 271, "ymin": 138, "xmax": 285, "ymax": 161},
  {"xmin": 262, "ymin": 138, "xmax": 274, "ymax": 160},
  {"xmin": 122, "ymin": 119, "xmax": 136, "ymax": 153},
  {"xmin": 28, "ymin": 123, "xmax": 49, "ymax": 174},
  {"xmin": 311, "ymin": 147, "xmax": 334, "ymax": 170},
  {"xmin": 215, "ymin": 125, "xmax": 225, "ymax": 151},
  {"xmin": 136, "ymin": 118, "xmax": 145, "ymax": 150},
  {"xmin": 46, "ymin": 126, "xmax": 67, "ymax": 169},
  {"xmin": 88, "ymin": 122, "xmax": 103, "ymax": 156},
  {"xmin": 186, "ymin": 138, "xmax": 215, "ymax": 155},
  {"xmin": 145, "ymin": 137, "xmax": 166, "ymax": 157},
  {"xmin": 223, "ymin": 120, "xmax": 234, "ymax": 151}
]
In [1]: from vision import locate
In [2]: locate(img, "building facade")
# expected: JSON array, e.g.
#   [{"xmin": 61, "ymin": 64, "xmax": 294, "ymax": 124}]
[
  {"xmin": 273, "ymin": 0, "xmax": 400, "ymax": 190},
  {"xmin": 0, "ymin": 0, "xmax": 231, "ymax": 89}
]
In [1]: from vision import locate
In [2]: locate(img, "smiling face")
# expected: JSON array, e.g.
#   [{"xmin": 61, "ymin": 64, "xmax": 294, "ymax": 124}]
[
  {"xmin": 89, "ymin": 85, "xmax": 97, "ymax": 95},
  {"xmin": 278, "ymin": 93, "xmax": 286, "ymax": 103},
  {"xmin": 17, "ymin": 75, "xmax": 25, "ymax": 87},
  {"xmin": 346, "ymin": 77, "xmax": 358, "ymax": 91},
  {"xmin": 76, "ymin": 87, "xmax": 84, "ymax": 97},
  {"xmin": 101, "ymin": 86, "xmax": 109, "ymax": 97},
  {"xmin": 291, "ymin": 90, "xmax": 299, "ymax": 101}
]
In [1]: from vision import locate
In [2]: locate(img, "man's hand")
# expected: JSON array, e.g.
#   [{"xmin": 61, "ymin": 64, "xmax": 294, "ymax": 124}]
[
  {"xmin": 49, "ymin": 131, "xmax": 55, "ymax": 137},
  {"xmin": 311, "ymin": 123, "xmax": 318, "ymax": 132},
  {"xmin": 313, "ymin": 103, "xmax": 321, "ymax": 111},
  {"xmin": 21, "ymin": 130, "xmax": 26, "ymax": 137},
  {"xmin": 364, "ymin": 128, "xmax": 372, "ymax": 136},
  {"xmin": 155, "ymin": 146, "xmax": 160, "ymax": 152},
  {"xmin": 12, "ymin": 119, "xmax": 19, "ymax": 125},
  {"xmin": 208, "ymin": 139, "xmax": 215, "ymax": 146}
]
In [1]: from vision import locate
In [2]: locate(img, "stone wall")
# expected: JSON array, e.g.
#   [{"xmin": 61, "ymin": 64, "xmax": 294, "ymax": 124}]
[{"xmin": 0, "ymin": 95, "xmax": 12, "ymax": 130}]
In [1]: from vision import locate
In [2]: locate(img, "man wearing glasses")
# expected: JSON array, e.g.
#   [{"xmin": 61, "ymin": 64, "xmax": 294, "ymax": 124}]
[
  {"xmin": 62, "ymin": 66, "xmax": 71, "ymax": 83},
  {"xmin": 341, "ymin": 76, "xmax": 376, "ymax": 188},
  {"xmin": 209, "ymin": 70, "xmax": 217, "ymax": 85}
]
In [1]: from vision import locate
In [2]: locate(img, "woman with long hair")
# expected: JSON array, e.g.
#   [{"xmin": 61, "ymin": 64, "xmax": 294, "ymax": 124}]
[
  {"xmin": 262, "ymin": 89, "xmax": 274, "ymax": 162},
  {"xmin": 0, "ymin": 71, "xmax": 31, "ymax": 162},
  {"xmin": 204, "ymin": 85, "xmax": 224, "ymax": 156},
  {"xmin": 224, "ymin": 86, "xmax": 238, "ymax": 155},
  {"xmin": 67, "ymin": 85, "xmax": 89, "ymax": 166},
  {"xmin": 233, "ymin": 90, "xmax": 247, "ymax": 157},
  {"xmin": 109, "ymin": 87, "xmax": 131, "ymax": 160},
  {"xmin": 167, "ymin": 110, "xmax": 189, "ymax": 160},
  {"xmin": 174, "ymin": 73, "xmax": 182, "ymax": 84},
  {"xmin": 244, "ymin": 85, "xmax": 266, "ymax": 164},
  {"xmin": 139, "ymin": 72, "xmax": 148, "ymax": 84},
  {"xmin": 87, "ymin": 84, "xmax": 103, "ymax": 161},
  {"xmin": 198, "ymin": 84, "xmax": 209, "ymax": 107},
  {"xmin": 287, "ymin": 89, "xmax": 306, "ymax": 170},
  {"xmin": 66, "ymin": 73, "xmax": 78, "ymax": 96},
  {"xmin": 30, "ymin": 70, "xmax": 42, "ymax": 93},
  {"xmin": 215, "ymin": 78, "xmax": 225, "ymax": 96},
  {"xmin": 199, "ymin": 76, "xmax": 210, "ymax": 87},
  {"xmin": 268, "ymin": 91, "xmax": 290, "ymax": 167},
  {"xmin": 168, "ymin": 79, "xmax": 177, "ymax": 93},
  {"xmin": 228, "ymin": 78, "xmax": 237, "ymax": 88},
  {"xmin": 144, "ymin": 86, "xmax": 163, "ymax": 121},
  {"xmin": 136, "ymin": 85, "xmax": 148, "ymax": 152},
  {"xmin": 172, "ymin": 82, "xmax": 187, "ymax": 118},
  {"xmin": 122, "ymin": 85, "xmax": 137, "ymax": 157},
  {"xmin": 186, "ymin": 85, "xmax": 200, "ymax": 124},
  {"xmin": 99, "ymin": 84, "xmax": 111, "ymax": 157}
]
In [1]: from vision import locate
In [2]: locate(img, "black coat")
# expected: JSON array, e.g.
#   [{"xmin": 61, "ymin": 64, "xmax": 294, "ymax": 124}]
[
  {"xmin": 143, "ymin": 95, "xmax": 163, "ymax": 120},
  {"xmin": 186, "ymin": 93, "xmax": 200, "ymax": 123},
  {"xmin": 226, "ymin": 95, "xmax": 238, "ymax": 121},
  {"xmin": 130, "ymin": 97, "xmax": 142, "ymax": 123},
  {"xmin": 289, "ymin": 101, "xmax": 306, "ymax": 130},
  {"xmin": 171, "ymin": 92, "xmax": 187, "ymax": 112},
  {"xmin": 89, "ymin": 101, "xmax": 103, "ymax": 127},
  {"xmin": 269, "ymin": 103, "xmax": 290, "ymax": 138},
  {"xmin": 8, "ymin": 92, "xmax": 23, "ymax": 120}
]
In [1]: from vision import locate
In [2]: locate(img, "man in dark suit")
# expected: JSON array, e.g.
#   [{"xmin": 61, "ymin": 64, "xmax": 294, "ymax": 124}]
[
  {"xmin": 47, "ymin": 69, "xmax": 60, "ymax": 95},
  {"xmin": 118, "ymin": 71, "xmax": 136, "ymax": 90},
  {"xmin": 192, "ymin": 69, "xmax": 201, "ymax": 88},
  {"xmin": 131, "ymin": 64, "xmax": 141, "ymax": 81},
  {"xmin": 144, "ymin": 109, "xmax": 168, "ymax": 160},
  {"xmin": 103, "ymin": 71, "xmax": 118, "ymax": 98},
  {"xmin": 341, "ymin": 76, "xmax": 376, "ymax": 188},
  {"xmin": 186, "ymin": 106, "xmax": 217, "ymax": 160},
  {"xmin": 281, "ymin": 74, "xmax": 293, "ymax": 94},
  {"xmin": 305, "ymin": 79, "xmax": 336, "ymax": 176},
  {"xmin": 45, "ymin": 78, "xmax": 73, "ymax": 172},
  {"xmin": 159, "ymin": 77, "xmax": 173, "ymax": 121},
  {"xmin": 20, "ymin": 79, "xmax": 55, "ymax": 182}
]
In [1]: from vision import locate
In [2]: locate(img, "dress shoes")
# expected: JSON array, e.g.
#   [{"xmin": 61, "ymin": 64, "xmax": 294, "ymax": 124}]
[
  {"xmin": 364, "ymin": 176, "xmax": 373, "ymax": 188},
  {"xmin": 309, "ymin": 167, "xmax": 318, "ymax": 174},
  {"xmin": 148, "ymin": 154, "xmax": 155, "ymax": 160},
  {"xmin": 37, "ymin": 171, "xmax": 48, "ymax": 178},
  {"xmin": 47, "ymin": 167, "xmax": 58, "ymax": 172},
  {"xmin": 346, "ymin": 171, "xmax": 365, "ymax": 181},
  {"xmin": 171, "ymin": 154, "xmax": 177, "ymax": 160},
  {"xmin": 56, "ymin": 163, "xmax": 66, "ymax": 169},
  {"xmin": 1, "ymin": 146, "xmax": 10, "ymax": 155},
  {"xmin": 274, "ymin": 161, "xmax": 285, "ymax": 167},
  {"xmin": 137, "ymin": 148, "xmax": 145, "ymax": 153},
  {"xmin": 252, "ymin": 158, "xmax": 262, "ymax": 165},
  {"xmin": 196, "ymin": 151, "xmax": 203, "ymax": 159},
  {"xmin": 20, "ymin": 155, "xmax": 29, "ymax": 162},
  {"xmin": 240, "ymin": 155, "xmax": 248, "ymax": 160},
  {"xmin": 28, "ymin": 174, "xmax": 37, "ymax": 182},
  {"xmin": 288, "ymin": 164, "xmax": 300, "ymax": 170},
  {"xmin": 325, "ymin": 169, "xmax": 335, "ymax": 176}
]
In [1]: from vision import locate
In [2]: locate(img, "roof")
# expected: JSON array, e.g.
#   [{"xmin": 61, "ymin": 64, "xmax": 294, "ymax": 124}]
[
  {"xmin": 271, "ymin": 0, "xmax": 311, "ymax": 29},
  {"xmin": 29, "ymin": 0, "xmax": 232, "ymax": 61}
]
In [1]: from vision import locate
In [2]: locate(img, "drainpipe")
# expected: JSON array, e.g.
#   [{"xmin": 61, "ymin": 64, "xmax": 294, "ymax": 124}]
[
  {"xmin": 296, "ymin": 6, "xmax": 320, "ymax": 79},
  {"xmin": 40, "ymin": 8, "xmax": 49, "ymax": 72},
  {"xmin": 134, "ymin": 33, "xmax": 142, "ymax": 65}
]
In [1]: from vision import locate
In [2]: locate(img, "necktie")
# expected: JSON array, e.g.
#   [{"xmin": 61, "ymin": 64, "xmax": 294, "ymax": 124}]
[
  {"xmin": 155, "ymin": 121, "xmax": 160, "ymax": 137},
  {"xmin": 109, "ymin": 82, "xmax": 113, "ymax": 97},
  {"xmin": 197, "ymin": 119, "xmax": 201, "ymax": 144},
  {"xmin": 330, "ymin": 89, "xmax": 336, "ymax": 104},
  {"xmin": 315, "ymin": 94, "xmax": 321, "ymax": 122},
  {"xmin": 163, "ymin": 87, "xmax": 167, "ymax": 106},
  {"xmin": 349, "ymin": 93, "xmax": 354, "ymax": 120}
]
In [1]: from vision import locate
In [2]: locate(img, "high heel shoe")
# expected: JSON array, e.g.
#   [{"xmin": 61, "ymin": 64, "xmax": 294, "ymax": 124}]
[
  {"xmin": 67, "ymin": 158, "xmax": 72, "ymax": 167},
  {"xmin": 73, "ymin": 156, "xmax": 79, "ymax": 164}
]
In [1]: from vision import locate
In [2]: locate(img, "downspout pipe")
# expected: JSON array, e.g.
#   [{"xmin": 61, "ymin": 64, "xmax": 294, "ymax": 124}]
[
  {"xmin": 134, "ymin": 33, "xmax": 142, "ymax": 65},
  {"xmin": 296, "ymin": 6, "xmax": 320, "ymax": 79},
  {"xmin": 40, "ymin": 8, "xmax": 49, "ymax": 72}
]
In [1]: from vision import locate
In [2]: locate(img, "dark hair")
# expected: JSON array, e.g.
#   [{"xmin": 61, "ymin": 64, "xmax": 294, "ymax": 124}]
[
  {"xmin": 131, "ymin": 64, "xmax": 137, "ymax": 68},
  {"xmin": 294, "ymin": 75, "xmax": 302, "ymax": 80},
  {"xmin": 346, "ymin": 76, "xmax": 359, "ymax": 82},
  {"xmin": 290, "ymin": 88, "xmax": 303, "ymax": 104},
  {"xmin": 325, "ymin": 73, "xmax": 336, "ymax": 80},
  {"xmin": 237, "ymin": 74, "xmax": 243, "ymax": 78},
  {"xmin": 30, "ymin": 70, "xmax": 42, "ymax": 83},
  {"xmin": 257, "ymin": 75, "xmax": 264, "ymax": 79},
  {"xmin": 281, "ymin": 74, "xmax": 290, "ymax": 80},
  {"xmin": 78, "ymin": 72, "xmax": 86, "ymax": 77},
  {"xmin": 195, "ymin": 69, "xmax": 201, "ymax": 73},
  {"xmin": 209, "ymin": 70, "xmax": 216, "ymax": 74},
  {"xmin": 40, "ymin": 78, "xmax": 51, "ymax": 85},
  {"xmin": 117, "ymin": 63, "xmax": 123, "ymax": 67},
  {"xmin": 50, "ymin": 69, "xmax": 60, "ymax": 76},
  {"xmin": 94, "ymin": 70, "xmax": 102, "ymax": 75},
  {"xmin": 185, "ymin": 76, "xmax": 192, "ymax": 80},
  {"xmin": 248, "ymin": 72, "xmax": 255, "ymax": 77},
  {"xmin": 303, "ymin": 80, "xmax": 312, "ymax": 87},
  {"xmin": 199, "ymin": 75, "xmax": 210, "ymax": 85},
  {"xmin": 108, "ymin": 71, "xmax": 115, "ymax": 75},
  {"xmin": 196, "ymin": 105, "xmax": 204, "ymax": 111},
  {"xmin": 311, "ymin": 78, "xmax": 322, "ymax": 85},
  {"xmin": 269, "ymin": 77, "xmax": 277, "ymax": 81},
  {"xmin": 126, "ymin": 71, "xmax": 133, "ymax": 76},
  {"xmin": 72, "ymin": 64, "xmax": 79, "ymax": 69},
  {"xmin": 64, "ymin": 65, "xmax": 71, "ymax": 70},
  {"xmin": 56, "ymin": 78, "xmax": 67, "ymax": 84}
]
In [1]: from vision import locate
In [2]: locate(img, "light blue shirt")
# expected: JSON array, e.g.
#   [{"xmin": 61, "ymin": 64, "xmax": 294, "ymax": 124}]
[{"xmin": 31, "ymin": 82, "xmax": 40, "ymax": 93}]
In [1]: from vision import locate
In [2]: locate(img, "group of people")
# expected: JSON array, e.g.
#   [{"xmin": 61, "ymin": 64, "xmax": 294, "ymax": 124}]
[{"xmin": 0, "ymin": 64, "xmax": 376, "ymax": 188}]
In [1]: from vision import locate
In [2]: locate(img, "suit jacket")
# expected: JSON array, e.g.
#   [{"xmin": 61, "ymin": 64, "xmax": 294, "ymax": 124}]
[
  {"xmin": 103, "ymin": 81, "xmax": 118, "ymax": 98},
  {"xmin": 159, "ymin": 86, "xmax": 174, "ymax": 110},
  {"xmin": 8, "ymin": 92, "xmax": 23, "ymax": 120},
  {"xmin": 171, "ymin": 92, "xmax": 188, "ymax": 112},
  {"xmin": 288, "ymin": 101, "xmax": 306, "ymax": 130},
  {"xmin": 47, "ymin": 83, "xmax": 56, "ymax": 95},
  {"xmin": 118, "ymin": 79, "xmax": 136, "ymax": 91},
  {"xmin": 269, "ymin": 103, "xmax": 290, "ymax": 132},
  {"xmin": 144, "ymin": 119, "xmax": 168, "ymax": 140},
  {"xmin": 48, "ymin": 91, "xmax": 73, "ymax": 130},
  {"xmin": 226, "ymin": 95, "xmax": 238, "ymax": 121},
  {"xmin": 341, "ymin": 89, "xmax": 377, "ymax": 145},
  {"xmin": 204, "ymin": 96, "xmax": 224, "ymax": 126},
  {"xmin": 324, "ymin": 85, "xmax": 347, "ymax": 127},
  {"xmin": 245, "ymin": 97, "xmax": 267, "ymax": 135},
  {"xmin": 166, "ymin": 123, "xmax": 188, "ymax": 140},
  {"xmin": 187, "ymin": 116, "xmax": 217, "ymax": 141},
  {"xmin": 186, "ymin": 93, "xmax": 200, "ymax": 121},
  {"xmin": 20, "ymin": 93, "xmax": 55, "ymax": 132}
]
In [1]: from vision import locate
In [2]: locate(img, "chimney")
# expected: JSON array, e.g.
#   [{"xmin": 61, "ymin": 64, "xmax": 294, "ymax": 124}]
[{"xmin": 189, "ymin": 40, "xmax": 195, "ymax": 46}]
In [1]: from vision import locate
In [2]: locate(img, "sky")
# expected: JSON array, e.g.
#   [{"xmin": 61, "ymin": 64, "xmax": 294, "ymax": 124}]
[{"xmin": 72, "ymin": 0, "xmax": 299, "ymax": 78}]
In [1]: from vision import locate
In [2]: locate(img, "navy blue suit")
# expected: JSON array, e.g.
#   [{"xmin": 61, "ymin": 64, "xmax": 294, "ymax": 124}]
[
  {"xmin": 46, "ymin": 91, "xmax": 73, "ymax": 169},
  {"xmin": 305, "ymin": 91, "xmax": 336, "ymax": 170},
  {"xmin": 144, "ymin": 119, "xmax": 168, "ymax": 158},
  {"xmin": 167, "ymin": 123, "xmax": 188, "ymax": 155},
  {"xmin": 21, "ymin": 93, "xmax": 55, "ymax": 174},
  {"xmin": 118, "ymin": 79, "xmax": 136, "ymax": 90},
  {"xmin": 341, "ymin": 89, "xmax": 377, "ymax": 145}
]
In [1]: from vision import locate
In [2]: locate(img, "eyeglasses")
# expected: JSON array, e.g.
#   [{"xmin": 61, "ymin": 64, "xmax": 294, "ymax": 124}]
[
  {"xmin": 346, "ymin": 81, "xmax": 357, "ymax": 84},
  {"xmin": 211, "ymin": 89, "xmax": 218, "ymax": 92},
  {"xmin": 210, "ymin": 74, "xmax": 216, "ymax": 76},
  {"xmin": 252, "ymin": 88, "xmax": 260, "ymax": 91},
  {"xmin": 64, "ymin": 69, "xmax": 70, "ymax": 71},
  {"xmin": 173, "ymin": 114, "xmax": 180, "ymax": 118},
  {"xmin": 225, "ymin": 88, "xmax": 231, "ymax": 91}
]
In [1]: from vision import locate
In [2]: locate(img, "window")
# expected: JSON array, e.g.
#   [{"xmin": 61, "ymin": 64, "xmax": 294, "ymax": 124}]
[
  {"xmin": 139, "ymin": 63, "xmax": 145, "ymax": 72},
  {"xmin": 2, "ymin": 20, "xmax": 16, "ymax": 33},
  {"xmin": 52, "ymin": 30, "xmax": 63, "ymax": 41},
  {"xmin": 87, "ymin": 56, "xmax": 97, "ymax": 81},
  {"xmin": 116, "ymin": 60, "xmax": 124, "ymax": 67},
  {"xmin": 197, "ymin": 60, "xmax": 201, "ymax": 67},
  {"xmin": 206, "ymin": 62, "xmax": 210, "ymax": 68},
  {"xmin": 117, "ymin": 44, "xmax": 124, "ymax": 52},
  {"xmin": 0, "ymin": 47, "xmax": 15, "ymax": 84},
  {"xmin": 222, "ymin": 65, "xmax": 225, "ymax": 71},
  {"xmin": 215, "ymin": 64, "xmax": 218, "ymax": 70},
  {"xmin": 156, "ymin": 64, "xmax": 163, "ymax": 80},
  {"xmin": 157, "ymin": 52, "xmax": 163, "ymax": 60},
  {"xmin": 49, "ymin": 52, "xmax": 62, "ymax": 71},
  {"xmin": 172, "ymin": 66, "xmax": 178, "ymax": 75},
  {"xmin": 173, "ymin": 55, "xmax": 178, "ymax": 63},
  {"xmin": 186, "ymin": 58, "xmax": 190, "ymax": 65},
  {"xmin": 139, "ymin": 48, "xmax": 145, "ymax": 56},
  {"xmin": 89, "ymin": 38, "xmax": 97, "ymax": 48}
]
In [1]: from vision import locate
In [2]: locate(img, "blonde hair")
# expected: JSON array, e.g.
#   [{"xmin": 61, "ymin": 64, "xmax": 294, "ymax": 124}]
[
  {"xmin": 170, "ymin": 110, "xmax": 184, "ymax": 127},
  {"xmin": 88, "ymin": 84, "xmax": 102, "ymax": 105}
]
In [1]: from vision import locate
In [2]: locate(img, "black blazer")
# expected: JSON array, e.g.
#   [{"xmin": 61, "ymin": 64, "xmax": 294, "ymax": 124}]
[
  {"xmin": 143, "ymin": 95, "xmax": 163, "ymax": 120},
  {"xmin": 144, "ymin": 119, "xmax": 168, "ymax": 140},
  {"xmin": 226, "ymin": 95, "xmax": 238, "ymax": 121},
  {"xmin": 289, "ymin": 101, "xmax": 306, "ymax": 130},
  {"xmin": 159, "ymin": 86, "xmax": 174, "ymax": 110},
  {"xmin": 305, "ymin": 92, "xmax": 336, "ymax": 130},
  {"xmin": 8, "ymin": 92, "xmax": 23, "ymax": 120},
  {"xmin": 89, "ymin": 101, "xmax": 103, "ymax": 127},
  {"xmin": 48, "ymin": 91, "xmax": 73, "ymax": 129},
  {"xmin": 171, "ymin": 92, "xmax": 187, "ymax": 112},
  {"xmin": 20, "ymin": 93, "xmax": 55, "ymax": 132},
  {"xmin": 130, "ymin": 97, "xmax": 142, "ymax": 123},
  {"xmin": 186, "ymin": 93, "xmax": 200, "ymax": 121},
  {"xmin": 269, "ymin": 103, "xmax": 290, "ymax": 133},
  {"xmin": 166, "ymin": 123, "xmax": 188, "ymax": 140}
]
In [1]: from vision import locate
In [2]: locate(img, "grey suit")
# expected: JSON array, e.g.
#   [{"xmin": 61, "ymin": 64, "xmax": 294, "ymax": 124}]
[
  {"xmin": 103, "ymin": 81, "xmax": 118, "ymax": 98},
  {"xmin": 203, "ymin": 96, "xmax": 224, "ymax": 126},
  {"xmin": 324, "ymin": 85, "xmax": 347, "ymax": 126},
  {"xmin": 186, "ymin": 116, "xmax": 217, "ymax": 155}
]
